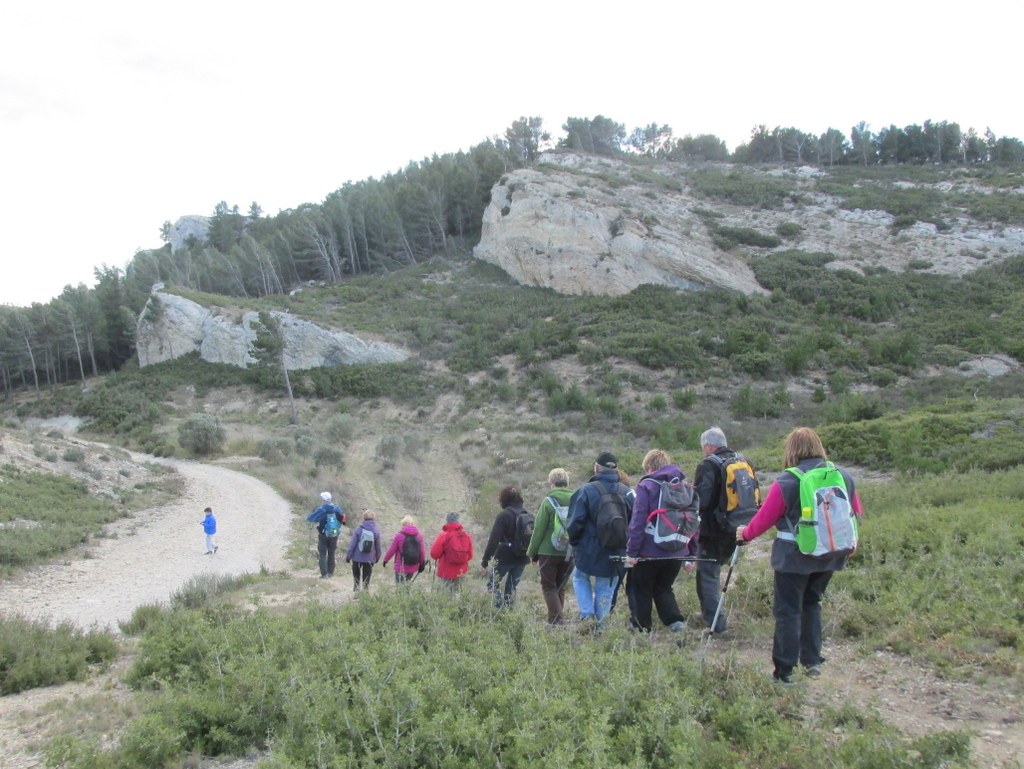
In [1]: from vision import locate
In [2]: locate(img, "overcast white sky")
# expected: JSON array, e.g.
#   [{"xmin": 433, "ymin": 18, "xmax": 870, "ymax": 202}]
[{"xmin": 2, "ymin": 0, "xmax": 1021, "ymax": 306}]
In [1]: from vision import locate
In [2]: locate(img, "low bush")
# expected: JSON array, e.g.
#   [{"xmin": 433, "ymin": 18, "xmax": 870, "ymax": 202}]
[
  {"xmin": 177, "ymin": 414, "xmax": 226, "ymax": 456},
  {"xmin": 0, "ymin": 616, "xmax": 117, "ymax": 694},
  {"xmin": 47, "ymin": 592, "xmax": 967, "ymax": 769},
  {"xmin": 0, "ymin": 466, "xmax": 128, "ymax": 575}
]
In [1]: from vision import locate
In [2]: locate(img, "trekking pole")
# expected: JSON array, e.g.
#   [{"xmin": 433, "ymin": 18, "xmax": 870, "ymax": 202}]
[{"xmin": 699, "ymin": 546, "xmax": 743, "ymax": 659}]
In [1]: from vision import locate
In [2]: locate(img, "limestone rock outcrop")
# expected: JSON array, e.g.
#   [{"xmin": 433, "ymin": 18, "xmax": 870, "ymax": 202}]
[
  {"xmin": 473, "ymin": 152, "xmax": 1024, "ymax": 296},
  {"xmin": 136, "ymin": 292, "xmax": 408, "ymax": 370},
  {"xmin": 474, "ymin": 153, "xmax": 766, "ymax": 296},
  {"xmin": 167, "ymin": 216, "xmax": 210, "ymax": 252}
]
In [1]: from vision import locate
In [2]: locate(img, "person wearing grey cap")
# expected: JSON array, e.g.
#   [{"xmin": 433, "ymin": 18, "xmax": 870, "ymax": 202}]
[
  {"xmin": 430, "ymin": 511, "xmax": 474, "ymax": 591},
  {"xmin": 566, "ymin": 451, "xmax": 631, "ymax": 632}
]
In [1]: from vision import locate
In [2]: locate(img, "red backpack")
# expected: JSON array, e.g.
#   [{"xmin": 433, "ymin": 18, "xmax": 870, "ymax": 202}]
[{"xmin": 446, "ymin": 530, "xmax": 473, "ymax": 565}]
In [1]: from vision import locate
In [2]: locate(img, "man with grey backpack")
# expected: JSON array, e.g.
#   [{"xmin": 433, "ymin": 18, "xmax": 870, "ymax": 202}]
[{"xmin": 526, "ymin": 468, "xmax": 576, "ymax": 625}]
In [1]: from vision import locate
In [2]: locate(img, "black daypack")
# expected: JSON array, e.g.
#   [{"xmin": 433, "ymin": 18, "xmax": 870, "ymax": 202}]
[
  {"xmin": 401, "ymin": 532, "xmax": 422, "ymax": 565},
  {"xmin": 595, "ymin": 481, "xmax": 629, "ymax": 550},
  {"xmin": 507, "ymin": 509, "xmax": 535, "ymax": 557}
]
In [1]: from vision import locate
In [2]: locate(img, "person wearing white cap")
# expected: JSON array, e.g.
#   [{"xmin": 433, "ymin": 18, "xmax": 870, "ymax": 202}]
[{"xmin": 306, "ymin": 491, "xmax": 346, "ymax": 578}]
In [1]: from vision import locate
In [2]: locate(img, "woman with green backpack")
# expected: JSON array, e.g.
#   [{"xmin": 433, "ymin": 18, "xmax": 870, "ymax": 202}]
[
  {"xmin": 736, "ymin": 427, "xmax": 863, "ymax": 685},
  {"xmin": 526, "ymin": 468, "xmax": 576, "ymax": 625}
]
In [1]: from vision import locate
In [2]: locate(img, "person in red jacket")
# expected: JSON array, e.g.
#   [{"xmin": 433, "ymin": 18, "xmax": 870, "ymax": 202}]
[{"xmin": 430, "ymin": 512, "xmax": 474, "ymax": 591}]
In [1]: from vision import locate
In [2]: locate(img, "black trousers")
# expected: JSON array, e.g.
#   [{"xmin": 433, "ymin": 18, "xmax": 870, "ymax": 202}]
[
  {"xmin": 317, "ymin": 533, "xmax": 339, "ymax": 576},
  {"xmin": 352, "ymin": 562, "xmax": 373, "ymax": 590},
  {"xmin": 628, "ymin": 559, "xmax": 685, "ymax": 631},
  {"xmin": 772, "ymin": 570, "xmax": 834, "ymax": 676}
]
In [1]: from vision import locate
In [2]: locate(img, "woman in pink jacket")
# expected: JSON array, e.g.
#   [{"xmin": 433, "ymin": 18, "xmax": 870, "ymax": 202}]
[
  {"xmin": 382, "ymin": 516, "xmax": 427, "ymax": 583},
  {"xmin": 736, "ymin": 427, "xmax": 863, "ymax": 685}
]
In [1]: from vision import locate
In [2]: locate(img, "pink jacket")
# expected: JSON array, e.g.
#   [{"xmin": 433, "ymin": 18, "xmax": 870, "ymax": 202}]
[{"xmin": 382, "ymin": 525, "xmax": 426, "ymax": 574}]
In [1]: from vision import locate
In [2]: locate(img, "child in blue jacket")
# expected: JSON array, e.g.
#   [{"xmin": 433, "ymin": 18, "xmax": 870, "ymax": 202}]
[{"xmin": 202, "ymin": 507, "xmax": 218, "ymax": 554}]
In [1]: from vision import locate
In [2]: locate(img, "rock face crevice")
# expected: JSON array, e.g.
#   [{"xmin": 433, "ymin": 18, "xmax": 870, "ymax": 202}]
[{"xmin": 136, "ymin": 292, "xmax": 408, "ymax": 370}]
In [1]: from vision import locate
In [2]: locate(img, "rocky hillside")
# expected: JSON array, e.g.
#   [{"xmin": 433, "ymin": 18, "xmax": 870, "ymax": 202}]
[
  {"xmin": 136, "ymin": 291, "xmax": 408, "ymax": 370},
  {"xmin": 474, "ymin": 152, "xmax": 1024, "ymax": 295}
]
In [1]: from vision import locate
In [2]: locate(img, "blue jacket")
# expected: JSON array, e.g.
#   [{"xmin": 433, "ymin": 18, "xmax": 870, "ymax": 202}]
[
  {"xmin": 306, "ymin": 503, "xmax": 345, "ymax": 535},
  {"xmin": 628, "ymin": 463, "xmax": 697, "ymax": 559},
  {"xmin": 202, "ymin": 513, "xmax": 217, "ymax": 535},
  {"xmin": 345, "ymin": 520, "xmax": 382, "ymax": 564},
  {"xmin": 567, "ymin": 470, "xmax": 631, "ymax": 578}
]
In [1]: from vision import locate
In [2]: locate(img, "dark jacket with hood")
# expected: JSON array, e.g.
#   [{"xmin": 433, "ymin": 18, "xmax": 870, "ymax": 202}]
[
  {"xmin": 567, "ymin": 469, "xmax": 631, "ymax": 578},
  {"xmin": 481, "ymin": 503, "xmax": 531, "ymax": 568}
]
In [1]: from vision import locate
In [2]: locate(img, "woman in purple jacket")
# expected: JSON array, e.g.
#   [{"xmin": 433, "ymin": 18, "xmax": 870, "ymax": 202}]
[
  {"xmin": 624, "ymin": 449, "xmax": 694, "ymax": 633},
  {"xmin": 345, "ymin": 509, "xmax": 382, "ymax": 591}
]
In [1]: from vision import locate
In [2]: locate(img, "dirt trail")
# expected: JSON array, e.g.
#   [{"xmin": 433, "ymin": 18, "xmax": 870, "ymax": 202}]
[{"xmin": 0, "ymin": 456, "xmax": 292, "ymax": 632}]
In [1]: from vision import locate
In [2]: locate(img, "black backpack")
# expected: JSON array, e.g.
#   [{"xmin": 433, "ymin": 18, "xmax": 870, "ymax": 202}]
[
  {"xmin": 507, "ymin": 509, "xmax": 535, "ymax": 557},
  {"xmin": 595, "ymin": 481, "xmax": 629, "ymax": 551},
  {"xmin": 401, "ymin": 532, "xmax": 422, "ymax": 565}
]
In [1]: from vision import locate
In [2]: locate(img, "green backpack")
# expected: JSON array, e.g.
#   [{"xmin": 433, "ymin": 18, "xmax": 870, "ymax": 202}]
[
  {"xmin": 546, "ymin": 496, "xmax": 570, "ymax": 551},
  {"xmin": 787, "ymin": 462, "xmax": 858, "ymax": 557}
]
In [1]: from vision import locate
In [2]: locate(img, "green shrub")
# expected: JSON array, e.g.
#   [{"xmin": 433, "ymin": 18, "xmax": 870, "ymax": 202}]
[
  {"xmin": 258, "ymin": 438, "xmax": 292, "ymax": 462},
  {"xmin": 731, "ymin": 383, "xmax": 790, "ymax": 419},
  {"xmin": 0, "ymin": 466, "xmax": 128, "ymax": 574},
  {"xmin": 0, "ymin": 616, "xmax": 118, "ymax": 694},
  {"xmin": 86, "ymin": 592, "xmax": 958, "ymax": 769},
  {"xmin": 312, "ymin": 446, "xmax": 344, "ymax": 469},
  {"xmin": 177, "ymin": 414, "xmax": 225, "ymax": 456},
  {"xmin": 61, "ymin": 447, "xmax": 86, "ymax": 463},
  {"xmin": 324, "ymin": 414, "xmax": 356, "ymax": 443},
  {"xmin": 671, "ymin": 388, "xmax": 697, "ymax": 410},
  {"xmin": 775, "ymin": 221, "xmax": 804, "ymax": 239},
  {"xmin": 713, "ymin": 225, "xmax": 782, "ymax": 249}
]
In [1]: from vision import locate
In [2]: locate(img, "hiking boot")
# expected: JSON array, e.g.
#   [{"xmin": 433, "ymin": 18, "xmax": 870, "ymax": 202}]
[
  {"xmin": 773, "ymin": 670, "xmax": 797, "ymax": 686},
  {"xmin": 804, "ymin": 665, "xmax": 822, "ymax": 678},
  {"xmin": 668, "ymin": 620, "xmax": 686, "ymax": 633},
  {"xmin": 204, "ymin": 551, "xmax": 212, "ymax": 555}
]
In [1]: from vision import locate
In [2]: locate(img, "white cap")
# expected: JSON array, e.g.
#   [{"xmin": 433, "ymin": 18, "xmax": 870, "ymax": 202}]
[{"xmin": 320, "ymin": 491, "xmax": 332, "ymax": 502}]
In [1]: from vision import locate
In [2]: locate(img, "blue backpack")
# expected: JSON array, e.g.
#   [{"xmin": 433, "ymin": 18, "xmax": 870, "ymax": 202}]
[{"xmin": 323, "ymin": 509, "xmax": 342, "ymax": 538}]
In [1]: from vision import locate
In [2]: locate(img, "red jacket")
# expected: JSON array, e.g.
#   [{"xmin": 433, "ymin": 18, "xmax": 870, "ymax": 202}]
[{"xmin": 430, "ymin": 523, "xmax": 474, "ymax": 579}]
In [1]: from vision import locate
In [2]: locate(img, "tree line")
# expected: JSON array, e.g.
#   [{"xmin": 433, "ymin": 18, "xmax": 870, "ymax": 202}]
[{"xmin": 2, "ymin": 113, "xmax": 1021, "ymax": 398}]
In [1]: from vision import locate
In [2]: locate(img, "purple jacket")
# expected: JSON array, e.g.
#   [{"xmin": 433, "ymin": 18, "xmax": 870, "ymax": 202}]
[
  {"xmin": 345, "ymin": 520, "xmax": 382, "ymax": 564},
  {"xmin": 627, "ymin": 463, "xmax": 697, "ymax": 559},
  {"xmin": 382, "ymin": 525, "xmax": 426, "ymax": 574}
]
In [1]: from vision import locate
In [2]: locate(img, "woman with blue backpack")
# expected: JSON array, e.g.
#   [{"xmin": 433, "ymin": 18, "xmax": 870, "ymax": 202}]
[
  {"xmin": 306, "ymin": 491, "xmax": 346, "ymax": 579},
  {"xmin": 736, "ymin": 427, "xmax": 863, "ymax": 685},
  {"xmin": 345, "ymin": 509, "xmax": 382, "ymax": 591}
]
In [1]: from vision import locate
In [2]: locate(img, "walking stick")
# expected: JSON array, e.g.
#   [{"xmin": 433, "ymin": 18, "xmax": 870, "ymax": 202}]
[{"xmin": 699, "ymin": 546, "xmax": 743, "ymax": 658}]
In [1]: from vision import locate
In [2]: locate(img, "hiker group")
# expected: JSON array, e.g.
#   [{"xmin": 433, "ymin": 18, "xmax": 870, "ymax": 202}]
[
  {"xmin": 309, "ymin": 425, "xmax": 862, "ymax": 685},
  {"xmin": 306, "ymin": 493, "xmax": 473, "ymax": 591}
]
